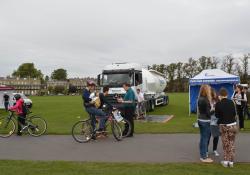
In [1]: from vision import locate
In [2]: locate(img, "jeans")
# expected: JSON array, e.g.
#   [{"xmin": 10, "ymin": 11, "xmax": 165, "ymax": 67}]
[
  {"xmin": 85, "ymin": 107, "xmax": 108, "ymax": 131},
  {"xmin": 198, "ymin": 120, "xmax": 211, "ymax": 159}
]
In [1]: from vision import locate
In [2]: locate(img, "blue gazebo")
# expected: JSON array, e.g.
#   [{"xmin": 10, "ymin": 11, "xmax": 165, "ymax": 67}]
[{"xmin": 189, "ymin": 69, "xmax": 240, "ymax": 115}]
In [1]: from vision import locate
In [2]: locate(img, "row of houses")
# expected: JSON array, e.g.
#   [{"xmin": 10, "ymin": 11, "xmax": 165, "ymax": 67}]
[{"xmin": 0, "ymin": 77, "xmax": 96, "ymax": 95}]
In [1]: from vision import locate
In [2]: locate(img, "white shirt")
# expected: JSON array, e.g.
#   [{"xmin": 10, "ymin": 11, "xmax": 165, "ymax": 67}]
[
  {"xmin": 232, "ymin": 92, "xmax": 247, "ymax": 106},
  {"xmin": 137, "ymin": 92, "xmax": 144, "ymax": 103}
]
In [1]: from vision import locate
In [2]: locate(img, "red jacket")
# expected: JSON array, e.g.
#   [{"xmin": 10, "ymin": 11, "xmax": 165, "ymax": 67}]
[{"xmin": 9, "ymin": 99, "xmax": 24, "ymax": 115}]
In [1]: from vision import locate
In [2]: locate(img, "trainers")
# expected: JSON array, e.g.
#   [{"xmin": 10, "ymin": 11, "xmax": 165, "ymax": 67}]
[
  {"xmin": 221, "ymin": 161, "xmax": 229, "ymax": 168},
  {"xmin": 214, "ymin": 150, "xmax": 220, "ymax": 157},
  {"xmin": 229, "ymin": 162, "xmax": 234, "ymax": 168},
  {"xmin": 200, "ymin": 158, "xmax": 213, "ymax": 163}
]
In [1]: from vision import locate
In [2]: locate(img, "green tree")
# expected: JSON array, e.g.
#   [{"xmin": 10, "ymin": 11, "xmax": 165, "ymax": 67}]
[
  {"xmin": 51, "ymin": 68, "xmax": 67, "ymax": 80},
  {"xmin": 12, "ymin": 63, "xmax": 43, "ymax": 78}
]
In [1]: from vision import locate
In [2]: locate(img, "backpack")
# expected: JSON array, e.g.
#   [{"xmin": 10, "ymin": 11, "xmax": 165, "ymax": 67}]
[{"xmin": 22, "ymin": 103, "xmax": 28, "ymax": 115}]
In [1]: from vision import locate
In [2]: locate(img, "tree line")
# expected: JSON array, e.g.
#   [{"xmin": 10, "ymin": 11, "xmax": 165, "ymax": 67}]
[
  {"xmin": 149, "ymin": 54, "xmax": 250, "ymax": 92},
  {"xmin": 12, "ymin": 63, "xmax": 68, "ymax": 81}
]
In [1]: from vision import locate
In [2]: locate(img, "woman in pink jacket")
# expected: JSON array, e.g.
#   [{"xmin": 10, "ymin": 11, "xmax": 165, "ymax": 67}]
[{"xmin": 9, "ymin": 94, "xmax": 26, "ymax": 136}]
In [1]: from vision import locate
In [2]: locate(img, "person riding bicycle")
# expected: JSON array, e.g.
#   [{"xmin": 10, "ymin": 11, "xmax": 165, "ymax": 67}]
[
  {"xmin": 82, "ymin": 80, "xmax": 108, "ymax": 136},
  {"xmin": 8, "ymin": 94, "xmax": 26, "ymax": 136},
  {"xmin": 99, "ymin": 86, "xmax": 112, "ymax": 112}
]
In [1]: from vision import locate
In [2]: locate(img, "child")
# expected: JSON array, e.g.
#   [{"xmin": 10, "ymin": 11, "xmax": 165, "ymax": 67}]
[{"xmin": 9, "ymin": 94, "xmax": 26, "ymax": 136}]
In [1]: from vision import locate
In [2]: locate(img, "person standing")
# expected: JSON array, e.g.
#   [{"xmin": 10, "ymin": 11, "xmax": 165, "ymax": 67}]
[
  {"xmin": 232, "ymin": 85, "xmax": 247, "ymax": 130},
  {"xmin": 207, "ymin": 88, "xmax": 220, "ymax": 157},
  {"xmin": 136, "ymin": 88, "xmax": 145, "ymax": 119},
  {"xmin": 215, "ymin": 88, "xmax": 237, "ymax": 168},
  {"xmin": 118, "ymin": 83, "xmax": 136, "ymax": 137},
  {"xmin": 197, "ymin": 84, "xmax": 213, "ymax": 163},
  {"xmin": 243, "ymin": 86, "xmax": 250, "ymax": 120},
  {"xmin": 3, "ymin": 92, "xmax": 10, "ymax": 112}
]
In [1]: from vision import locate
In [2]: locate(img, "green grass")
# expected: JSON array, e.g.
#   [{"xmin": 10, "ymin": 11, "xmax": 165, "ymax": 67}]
[
  {"xmin": 0, "ymin": 93, "xmax": 249, "ymax": 134},
  {"xmin": 0, "ymin": 160, "xmax": 249, "ymax": 175}
]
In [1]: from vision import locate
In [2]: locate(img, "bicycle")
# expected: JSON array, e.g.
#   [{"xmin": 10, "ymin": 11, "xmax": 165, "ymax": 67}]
[
  {"xmin": 72, "ymin": 107, "xmax": 132, "ymax": 143},
  {"xmin": 0, "ymin": 111, "xmax": 47, "ymax": 138}
]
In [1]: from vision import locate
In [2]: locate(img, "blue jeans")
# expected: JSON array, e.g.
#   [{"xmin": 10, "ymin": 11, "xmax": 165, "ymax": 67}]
[
  {"xmin": 198, "ymin": 121, "xmax": 211, "ymax": 159},
  {"xmin": 85, "ymin": 107, "xmax": 108, "ymax": 131}
]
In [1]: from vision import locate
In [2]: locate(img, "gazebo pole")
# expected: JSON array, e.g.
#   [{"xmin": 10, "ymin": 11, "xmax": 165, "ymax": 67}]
[{"xmin": 189, "ymin": 85, "xmax": 191, "ymax": 116}]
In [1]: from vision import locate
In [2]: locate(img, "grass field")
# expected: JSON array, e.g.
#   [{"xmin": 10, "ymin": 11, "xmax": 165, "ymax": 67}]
[
  {"xmin": 0, "ymin": 93, "xmax": 249, "ymax": 134},
  {"xmin": 0, "ymin": 160, "xmax": 249, "ymax": 175}
]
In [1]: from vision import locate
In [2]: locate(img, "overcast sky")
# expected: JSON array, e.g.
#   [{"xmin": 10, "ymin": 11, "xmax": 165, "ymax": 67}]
[{"xmin": 0, "ymin": 0, "xmax": 250, "ymax": 77}]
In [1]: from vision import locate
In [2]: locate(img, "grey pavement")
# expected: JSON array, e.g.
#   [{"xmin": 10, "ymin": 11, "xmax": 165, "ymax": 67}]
[{"xmin": 0, "ymin": 134, "xmax": 249, "ymax": 163}]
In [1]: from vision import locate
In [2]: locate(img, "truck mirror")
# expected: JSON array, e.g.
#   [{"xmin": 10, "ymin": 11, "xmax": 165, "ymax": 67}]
[{"xmin": 97, "ymin": 74, "xmax": 101, "ymax": 86}]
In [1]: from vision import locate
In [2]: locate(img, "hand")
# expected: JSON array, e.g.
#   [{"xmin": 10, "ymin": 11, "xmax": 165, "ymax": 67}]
[{"xmin": 117, "ymin": 98, "xmax": 124, "ymax": 103}]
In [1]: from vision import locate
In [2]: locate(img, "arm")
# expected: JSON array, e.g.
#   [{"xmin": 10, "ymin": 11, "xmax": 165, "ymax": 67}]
[{"xmin": 9, "ymin": 100, "xmax": 20, "ymax": 111}]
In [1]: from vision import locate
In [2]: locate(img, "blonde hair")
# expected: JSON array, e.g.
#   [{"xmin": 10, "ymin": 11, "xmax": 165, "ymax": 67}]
[{"xmin": 199, "ymin": 84, "xmax": 212, "ymax": 102}]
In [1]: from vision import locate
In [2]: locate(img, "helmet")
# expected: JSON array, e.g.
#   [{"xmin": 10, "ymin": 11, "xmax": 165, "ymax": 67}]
[
  {"xmin": 14, "ymin": 94, "xmax": 22, "ymax": 101},
  {"xmin": 87, "ymin": 80, "xmax": 96, "ymax": 86}
]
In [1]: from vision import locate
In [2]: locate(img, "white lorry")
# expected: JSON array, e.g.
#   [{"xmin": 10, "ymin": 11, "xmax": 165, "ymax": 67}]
[{"xmin": 97, "ymin": 63, "xmax": 168, "ymax": 112}]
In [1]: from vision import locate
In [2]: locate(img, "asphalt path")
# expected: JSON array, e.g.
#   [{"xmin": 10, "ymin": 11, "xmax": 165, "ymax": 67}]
[{"xmin": 0, "ymin": 134, "xmax": 249, "ymax": 163}]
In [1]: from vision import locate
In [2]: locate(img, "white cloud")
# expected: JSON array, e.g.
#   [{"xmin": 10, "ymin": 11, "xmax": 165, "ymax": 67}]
[{"xmin": 0, "ymin": 0, "xmax": 250, "ymax": 77}]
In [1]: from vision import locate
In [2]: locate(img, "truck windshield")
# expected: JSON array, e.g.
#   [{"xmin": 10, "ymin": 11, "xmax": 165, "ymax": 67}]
[{"xmin": 103, "ymin": 73, "xmax": 133, "ymax": 87}]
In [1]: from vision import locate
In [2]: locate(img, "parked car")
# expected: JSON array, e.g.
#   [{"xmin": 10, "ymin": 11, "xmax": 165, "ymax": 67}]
[{"xmin": 12, "ymin": 93, "xmax": 33, "ymax": 108}]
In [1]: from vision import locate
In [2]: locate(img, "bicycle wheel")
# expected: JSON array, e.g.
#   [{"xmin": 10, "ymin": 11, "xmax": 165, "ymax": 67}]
[
  {"xmin": 27, "ymin": 116, "xmax": 47, "ymax": 137},
  {"xmin": 72, "ymin": 120, "xmax": 93, "ymax": 143},
  {"xmin": 119, "ymin": 118, "xmax": 132, "ymax": 138},
  {"xmin": 111, "ymin": 119, "xmax": 123, "ymax": 141},
  {"xmin": 0, "ymin": 117, "xmax": 16, "ymax": 138}
]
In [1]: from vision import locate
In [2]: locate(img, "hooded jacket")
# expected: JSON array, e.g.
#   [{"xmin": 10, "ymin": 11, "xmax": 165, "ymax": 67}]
[{"xmin": 9, "ymin": 98, "xmax": 24, "ymax": 115}]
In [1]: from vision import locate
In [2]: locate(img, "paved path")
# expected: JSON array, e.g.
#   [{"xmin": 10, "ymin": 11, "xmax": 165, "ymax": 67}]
[{"xmin": 0, "ymin": 134, "xmax": 249, "ymax": 163}]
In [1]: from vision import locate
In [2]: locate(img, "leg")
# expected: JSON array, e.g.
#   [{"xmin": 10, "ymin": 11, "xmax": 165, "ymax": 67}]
[
  {"xmin": 123, "ymin": 107, "xmax": 134, "ymax": 137},
  {"xmin": 198, "ymin": 121, "xmax": 210, "ymax": 159},
  {"xmin": 213, "ymin": 136, "xmax": 219, "ymax": 151},
  {"xmin": 207, "ymin": 132, "xmax": 211, "ymax": 152},
  {"xmin": 237, "ymin": 106, "xmax": 244, "ymax": 129},
  {"xmin": 220, "ymin": 125, "xmax": 227, "ymax": 161},
  {"xmin": 4, "ymin": 102, "xmax": 9, "ymax": 112},
  {"xmin": 17, "ymin": 115, "xmax": 26, "ymax": 135},
  {"xmin": 228, "ymin": 127, "xmax": 236, "ymax": 162}
]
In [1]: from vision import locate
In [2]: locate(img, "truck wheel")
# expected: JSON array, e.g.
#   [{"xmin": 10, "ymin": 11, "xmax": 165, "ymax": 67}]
[
  {"xmin": 149, "ymin": 100, "xmax": 155, "ymax": 112},
  {"xmin": 163, "ymin": 96, "xmax": 169, "ymax": 106}
]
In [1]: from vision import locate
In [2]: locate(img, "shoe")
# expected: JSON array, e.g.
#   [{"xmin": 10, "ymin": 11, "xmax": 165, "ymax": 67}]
[
  {"xmin": 16, "ymin": 132, "xmax": 22, "ymax": 136},
  {"xmin": 214, "ymin": 150, "xmax": 220, "ymax": 157},
  {"xmin": 229, "ymin": 162, "xmax": 234, "ymax": 168},
  {"xmin": 91, "ymin": 134, "xmax": 96, "ymax": 140},
  {"xmin": 96, "ymin": 128, "xmax": 104, "ymax": 134},
  {"xmin": 200, "ymin": 158, "xmax": 213, "ymax": 163},
  {"xmin": 221, "ymin": 161, "xmax": 229, "ymax": 168}
]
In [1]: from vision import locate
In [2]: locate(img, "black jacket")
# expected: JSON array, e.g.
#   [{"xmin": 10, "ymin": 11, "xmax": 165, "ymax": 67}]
[
  {"xmin": 197, "ymin": 96, "xmax": 211, "ymax": 120},
  {"xmin": 215, "ymin": 98, "xmax": 236, "ymax": 124}
]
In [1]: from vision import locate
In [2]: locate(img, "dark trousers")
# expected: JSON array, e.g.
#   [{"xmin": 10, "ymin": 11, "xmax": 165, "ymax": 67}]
[
  {"xmin": 4, "ymin": 102, "xmax": 9, "ymax": 111},
  {"xmin": 123, "ymin": 107, "xmax": 135, "ymax": 136},
  {"xmin": 17, "ymin": 115, "xmax": 26, "ymax": 135},
  {"xmin": 208, "ymin": 133, "xmax": 219, "ymax": 151},
  {"xmin": 237, "ymin": 105, "xmax": 244, "ymax": 129}
]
